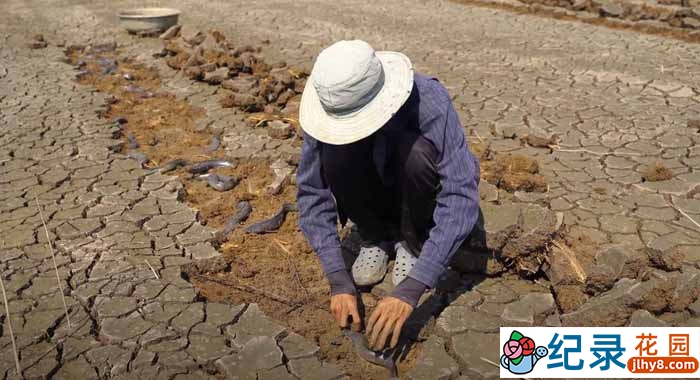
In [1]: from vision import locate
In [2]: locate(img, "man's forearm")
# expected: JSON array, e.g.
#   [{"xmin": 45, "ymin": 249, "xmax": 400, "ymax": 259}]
[{"xmin": 313, "ymin": 246, "xmax": 347, "ymax": 275}]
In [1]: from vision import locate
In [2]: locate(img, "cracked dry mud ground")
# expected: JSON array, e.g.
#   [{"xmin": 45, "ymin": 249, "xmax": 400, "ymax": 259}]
[{"xmin": 2, "ymin": 0, "xmax": 700, "ymax": 380}]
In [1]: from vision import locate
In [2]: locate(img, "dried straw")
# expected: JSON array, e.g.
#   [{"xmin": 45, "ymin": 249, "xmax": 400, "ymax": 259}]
[
  {"xmin": 0, "ymin": 241, "xmax": 21, "ymax": 378},
  {"xmin": 34, "ymin": 194, "xmax": 71, "ymax": 328},
  {"xmin": 145, "ymin": 260, "xmax": 160, "ymax": 279}
]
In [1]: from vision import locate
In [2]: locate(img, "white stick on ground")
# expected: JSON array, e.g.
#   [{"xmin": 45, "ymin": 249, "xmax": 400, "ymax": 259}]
[
  {"xmin": 35, "ymin": 194, "xmax": 71, "ymax": 329},
  {"xmin": 549, "ymin": 145, "xmax": 642, "ymax": 157},
  {"xmin": 0, "ymin": 242, "xmax": 22, "ymax": 378},
  {"xmin": 471, "ymin": 129, "xmax": 485, "ymax": 143},
  {"xmin": 145, "ymin": 260, "xmax": 160, "ymax": 279},
  {"xmin": 480, "ymin": 356, "xmax": 499, "ymax": 367},
  {"xmin": 481, "ymin": 357, "xmax": 531, "ymax": 379},
  {"xmin": 669, "ymin": 201, "xmax": 700, "ymax": 231}
]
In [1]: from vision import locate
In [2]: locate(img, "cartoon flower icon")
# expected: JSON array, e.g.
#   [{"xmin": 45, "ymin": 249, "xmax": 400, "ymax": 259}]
[
  {"xmin": 504, "ymin": 340, "xmax": 523, "ymax": 359},
  {"xmin": 519, "ymin": 336, "xmax": 535, "ymax": 356},
  {"xmin": 501, "ymin": 330, "xmax": 549, "ymax": 375},
  {"xmin": 503, "ymin": 331, "xmax": 525, "ymax": 364}
]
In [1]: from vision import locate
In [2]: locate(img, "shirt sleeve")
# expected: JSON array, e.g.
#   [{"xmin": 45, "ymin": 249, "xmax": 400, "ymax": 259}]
[
  {"xmin": 408, "ymin": 79, "xmax": 481, "ymax": 289},
  {"xmin": 296, "ymin": 132, "xmax": 347, "ymax": 275}
]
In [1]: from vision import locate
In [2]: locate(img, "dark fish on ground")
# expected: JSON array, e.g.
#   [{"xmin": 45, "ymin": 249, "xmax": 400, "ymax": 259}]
[
  {"xmin": 86, "ymin": 41, "xmax": 117, "ymax": 53},
  {"xmin": 101, "ymin": 65, "xmax": 117, "ymax": 75},
  {"xmin": 343, "ymin": 329, "xmax": 399, "ymax": 379},
  {"xmin": 127, "ymin": 132, "xmax": 139, "ymax": 149},
  {"xmin": 97, "ymin": 57, "xmax": 117, "ymax": 67},
  {"xmin": 124, "ymin": 85, "xmax": 154, "ymax": 98},
  {"xmin": 204, "ymin": 132, "xmax": 221, "ymax": 153},
  {"xmin": 128, "ymin": 150, "xmax": 148, "ymax": 166},
  {"xmin": 144, "ymin": 158, "xmax": 189, "ymax": 176},
  {"xmin": 157, "ymin": 158, "xmax": 189, "ymax": 174},
  {"xmin": 98, "ymin": 57, "xmax": 118, "ymax": 75},
  {"xmin": 195, "ymin": 173, "xmax": 238, "ymax": 192},
  {"xmin": 189, "ymin": 159, "xmax": 235, "ymax": 174},
  {"xmin": 243, "ymin": 203, "xmax": 297, "ymax": 234},
  {"xmin": 215, "ymin": 201, "xmax": 252, "ymax": 242}
]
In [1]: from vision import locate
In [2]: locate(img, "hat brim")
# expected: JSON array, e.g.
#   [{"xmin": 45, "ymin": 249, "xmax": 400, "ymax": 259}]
[{"xmin": 299, "ymin": 51, "xmax": 414, "ymax": 145}]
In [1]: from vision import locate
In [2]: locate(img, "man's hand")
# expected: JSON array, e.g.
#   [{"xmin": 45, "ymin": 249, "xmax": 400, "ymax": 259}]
[
  {"xmin": 367, "ymin": 296, "xmax": 413, "ymax": 350},
  {"xmin": 330, "ymin": 294, "xmax": 361, "ymax": 331}
]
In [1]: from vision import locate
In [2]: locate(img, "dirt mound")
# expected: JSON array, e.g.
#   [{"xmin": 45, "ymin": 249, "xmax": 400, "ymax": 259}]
[
  {"xmin": 471, "ymin": 141, "xmax": 548, "ymax": 193},
  {"xmin": 485, "ymin": 154, "xmax": 548, "ymax": 192},
  {"xmin": 642, "ymin": 161, "xmax": 674, "ymax": 182},
  {"xmin": 28, "ymin": 34, "xmax": 47, "ymax": 49},
  {"xmin": 520, "ymin": 133, "xmax": 557, "ymax": 148},
  {"xmin": 157, "ymin": 26, "xmax": 307, "ymax": 136},
  {"xmin": 451, "ymin": 0, "xmax": 700, "ymax": 44}
]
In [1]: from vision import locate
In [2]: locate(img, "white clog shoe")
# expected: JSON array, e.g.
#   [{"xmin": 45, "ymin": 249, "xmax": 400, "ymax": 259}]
[
  {"xmin": 392, "ymin": 242, "xmax": 417, "ymax": 286},
  {"xmin": 351, "ymin": 244, "xmax": 389, "ymax": 286}
]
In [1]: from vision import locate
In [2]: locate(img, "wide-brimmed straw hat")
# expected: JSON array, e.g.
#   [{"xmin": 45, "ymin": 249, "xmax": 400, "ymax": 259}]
[{"xmin": 299, "ymin": 40, "xmax": 414, "ymax": 145}]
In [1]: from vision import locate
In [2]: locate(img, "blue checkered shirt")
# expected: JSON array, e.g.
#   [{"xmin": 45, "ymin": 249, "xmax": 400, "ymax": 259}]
[{"xmin": 297, "ymin": 73, "xmax": 480, "ymax": 288}]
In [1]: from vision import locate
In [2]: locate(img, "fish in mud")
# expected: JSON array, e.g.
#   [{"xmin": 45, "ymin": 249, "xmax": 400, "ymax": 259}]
[
  {"xmin": 243, "ymin": 203, "xmax": 297, "ymax": 234},
  {"xmin": 127, "ymin": 132, "xmax": 139, "ymax": 149},
  {"xmin": 128, "ymin": 150, "xmax": 148, "ymax": 167},
  {"xmin": 215, "ymin": 201, "xmax": 253, "ymax": 242},
  {"xmin": 189, "ymin": 159, "xmax": 235, "ymax": 174},
  {"xmin": 195, "ymin": 173, "xmax": 238, "ymax": 192}
]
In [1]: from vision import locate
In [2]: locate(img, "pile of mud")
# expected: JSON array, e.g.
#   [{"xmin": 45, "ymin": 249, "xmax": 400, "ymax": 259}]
[
  {"xmin": 642, "ymin": 160, "xmax": 674, "ymax": 182},
  {"xmin": 471, "ymin": 141, "xmax": 549, "ymax": 193},
  {"xmin": 451, "ymin": 0, "xmax": 700, "ymax": 44},
  {"xmin": 545, "ymin": 228, "xmax": 700, "ymax": 328},
  {"xmin": 156, "ymin": 25, "xmax": 307, "ymax": 138}
]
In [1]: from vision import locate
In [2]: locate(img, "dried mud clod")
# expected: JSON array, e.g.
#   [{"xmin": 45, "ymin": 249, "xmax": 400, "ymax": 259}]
[
  {"xmin": 520, "ymin": 133, "xmax": 557, "ymax": 148},
  {"xmin": 482, "ymin": 154, "xmax": 548, "ymax": 192},
  {"xmin": 470, "ymin": 141, "xmax": 548, "ymax": 193},
  {"xmin": 642, "ymin": 161, "xmax": 674, "ymax": 182},
  {"xmin": 28, "ymin": 34, "xmax": 47, "ymax": 49},
  {"xmin": 157, "ymin": 26, "xmax": 308, "ymax": 139}
]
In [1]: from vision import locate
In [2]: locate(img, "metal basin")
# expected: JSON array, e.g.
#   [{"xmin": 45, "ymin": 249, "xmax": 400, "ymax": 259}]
[{"xmin": 118, "ymin": 8, "xmax": 180, "ymax": 33}]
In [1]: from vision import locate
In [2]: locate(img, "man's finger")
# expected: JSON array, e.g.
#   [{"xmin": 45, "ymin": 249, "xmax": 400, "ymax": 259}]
[
  {"xmin": 390, "ymin": 317, "xmax": 406, "ymax": 348},
  {"xmin": 338, "ymin": 306, "xmax": 349, "ymax": 328},
  {"xmin": 330, "ymin": 305, "xmax": 339, "ymax": 323},
  {"xmin": 334, "ymin": 314, "xmax": 342, "ymax": 327},
  {"xmin": 350, "ymin": 306, "xmax": 362, "ymax": 332},
  {"xmin": 375, "ymin": 317, "xmax": 395, "ymax": 351},
  {"xmin": 369, "ymin": 314, "xmax": 388, "ymax": 348},
  {"xmin": 367, "ymin": 307, "xmax": 381, "ymax": 335}
]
